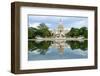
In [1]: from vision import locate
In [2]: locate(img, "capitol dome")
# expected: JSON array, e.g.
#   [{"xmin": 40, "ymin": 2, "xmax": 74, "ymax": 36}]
[{"xmin": 57, "ymin": 24, "xmax": 64, "ymax": 30}]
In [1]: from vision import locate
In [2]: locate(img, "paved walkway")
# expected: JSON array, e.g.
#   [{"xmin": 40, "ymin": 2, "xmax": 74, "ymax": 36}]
[{"xmin": 28, "ymin": 38, "xmax": 87, "ymax": 41}]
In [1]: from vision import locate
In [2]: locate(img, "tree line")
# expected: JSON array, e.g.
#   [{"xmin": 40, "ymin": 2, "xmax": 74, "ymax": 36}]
[
  {"xmin": 65, "ymin": 27, "xmax": 88, "ymax": 38},
  {"xmin": 28, "ymin": 23, "xmax": 88, "ymax": 39},
  {"xmin": 28, "ymin": 23, "xmax": 52, "ymax": 39}
]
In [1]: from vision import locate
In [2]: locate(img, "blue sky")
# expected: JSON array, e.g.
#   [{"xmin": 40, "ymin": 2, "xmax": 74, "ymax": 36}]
[{"xmin": 28, "ymin": 15, "xmax": 88, "ymax": 30}]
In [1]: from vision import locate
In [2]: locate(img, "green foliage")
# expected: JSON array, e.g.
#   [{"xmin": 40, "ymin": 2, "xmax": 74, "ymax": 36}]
[
  {"xmin": 38, "ymin": 23, "xmax": 48, "ymax": 30},
  {"xmin": 66, "ymin": 27, "xmax": 88, "ymax": 38},
  {"xmin": 79, "ymin": 27, "xmax": 88, "ymax": 38},
  {"xmin": 28, "ymin": 27, "xmax": 37, "ymax": 39},
  {"xmin": 28, "ymin": 23, "xmax": 52, "ymax": 39},
  {"xmin": 37, "ymin": 23, "xmax": 52, "ymax": 37}
]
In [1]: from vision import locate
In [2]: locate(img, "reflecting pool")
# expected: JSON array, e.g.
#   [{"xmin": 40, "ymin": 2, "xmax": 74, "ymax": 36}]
[{"xmin": 28, "ymin": 40, "xmax": 88, "ymax": 61}]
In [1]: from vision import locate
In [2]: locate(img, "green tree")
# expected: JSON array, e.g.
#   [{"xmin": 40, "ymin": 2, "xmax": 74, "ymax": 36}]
[
  {"xmin": 28, "ymin": 23, "xmax": 52, "ymax": 39},
  {"xmin": 28, "ymin": 27, "xmax": 37, "ymax": 39},
  {"xmin": 79, "ymin": 27, "xmax": 88, "ymax": 38},
  {"xmin": 37, "ymin": 23, "xmax": 52, "ymax": 37},
  {"xmin": 38, "ymin": 23, "xmax": 48, "ymax": 29},
  {"xmin": 66, "ymin": 28, "xmax": 80, "ymax": 37},
  {"xmin": 66, "ymin": 27, "xmax": 88, "ymax": 38}
]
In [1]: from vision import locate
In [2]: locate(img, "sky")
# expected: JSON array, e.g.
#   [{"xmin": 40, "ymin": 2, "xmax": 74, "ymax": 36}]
[{"xmin": 28, "ymin": 15, "xmax": 88, "ymax": 30}]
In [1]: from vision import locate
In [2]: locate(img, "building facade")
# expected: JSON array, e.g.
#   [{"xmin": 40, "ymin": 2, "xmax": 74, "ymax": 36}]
[{"xmin": 53, "ymin": 19, "xmax": 69, "ymax": 39}]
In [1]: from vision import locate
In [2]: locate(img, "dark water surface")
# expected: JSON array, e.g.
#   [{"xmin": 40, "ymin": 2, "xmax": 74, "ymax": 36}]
[{"xmin": 28, "ymin": 40, "xmax": 88, "ymax": 61}]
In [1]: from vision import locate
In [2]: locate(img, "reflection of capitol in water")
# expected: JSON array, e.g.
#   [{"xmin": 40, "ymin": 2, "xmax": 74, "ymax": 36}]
[
  {"xmin": 50, "ymin": 40, "xmax": 70, "ymax": 55},
  {"xmin": 28, "ymin": 40, "xmax": 88, "ymax": 61},
  {"xmin": 50, "ymin": 19, "xmax": 70, "ymax": 54}
]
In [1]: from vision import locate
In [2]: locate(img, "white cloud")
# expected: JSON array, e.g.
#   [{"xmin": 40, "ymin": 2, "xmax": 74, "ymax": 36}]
[
  {"xmin": 29, "ymin": 23, "xmax": 40, "ymax": 28},
  {"xmin": 70, "ymin": 20, "xmax": 88, "ymax": 28},
  {"xmin": 29, "ymin": 23, "xmax": 53, "ymax": 29},
  {"xmin": 65, "ymin": 28, "xmax": 71, "ymax": 31}
]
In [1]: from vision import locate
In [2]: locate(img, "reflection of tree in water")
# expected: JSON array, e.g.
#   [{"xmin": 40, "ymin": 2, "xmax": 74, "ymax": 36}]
[
  {"xmin": 66, "ymin": 40, "xmax": 88, "ymax": 51},
  {"xmin": 28, "ymin": 41, "xmax": 52, "ymax": 55},
  {"xmin": 28, "ymin": 40, "xmax": 88, "ymax": 55}
]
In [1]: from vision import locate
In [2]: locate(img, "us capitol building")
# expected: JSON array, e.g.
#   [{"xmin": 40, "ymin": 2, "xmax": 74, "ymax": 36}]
[
  {"xmin": 52, "ymin": 19, "xmax": 69, "ymax": 39},
  {"xmin": 50, "ymin": 19, "xmax": 70, "ymax": 54}
]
